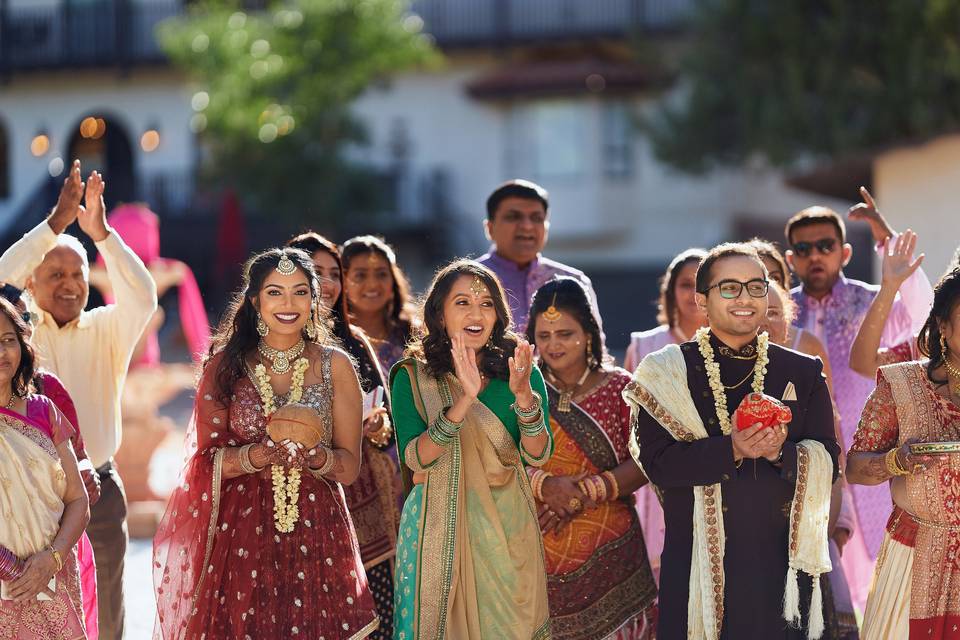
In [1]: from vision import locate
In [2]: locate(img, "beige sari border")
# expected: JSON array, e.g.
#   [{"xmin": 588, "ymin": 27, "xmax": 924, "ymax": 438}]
[{"xmin": 189, "ymin": 447, "xmax": 224, "ymax": 612}]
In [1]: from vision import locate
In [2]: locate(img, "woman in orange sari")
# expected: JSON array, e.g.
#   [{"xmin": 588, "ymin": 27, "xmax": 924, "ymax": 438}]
[
  {"xmin": 527, "ymin": 277, "xmax": 657, "ymax": 639},
  {"xmin": 847, "ymin": 267, "xmax": 960, "ymax": 639},
  {"xmin": 0, "ymin": 297, "xmax": 90, "ymax": 639}
]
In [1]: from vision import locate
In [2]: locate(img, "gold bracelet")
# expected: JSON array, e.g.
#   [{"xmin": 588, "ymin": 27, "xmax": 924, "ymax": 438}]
[
  {"xmin": 885, "ymin": 448, "xmax": 909, "ymax": 477},
  {"xmin": 48, "ymin": 546, "xmax": 63, "ymax": 573},
  {"xmin": 602, "ymin": 470, "xmax": 620, "ymax": 501},
  {"xmin": 532, "ymin": 470, "xmax": 551, "ymax": 502}
]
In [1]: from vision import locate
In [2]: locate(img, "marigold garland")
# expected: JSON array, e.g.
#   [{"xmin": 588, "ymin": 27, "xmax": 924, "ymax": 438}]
[
  {"xmin": 695, "ymin": 327, "xmax": 769, "ymax": 435},
  {"xmin": 254, "ymin": 357, "xmax": 310, "ymax": 533}
]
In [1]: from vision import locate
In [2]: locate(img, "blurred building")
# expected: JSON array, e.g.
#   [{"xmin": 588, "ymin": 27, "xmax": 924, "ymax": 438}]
[{"xmin": 1, "ymin": 0, "xmax": 874, "ymax": 348}]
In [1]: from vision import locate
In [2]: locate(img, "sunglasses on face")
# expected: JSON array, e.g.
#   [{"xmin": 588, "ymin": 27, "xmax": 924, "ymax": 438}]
[
  {"xmin": 702, "ymin": 278, "xmax": 770, "ymax": 299},
  {"xmin": 791, "ymin": 238, "xmax": 838, "ymax": 258}
]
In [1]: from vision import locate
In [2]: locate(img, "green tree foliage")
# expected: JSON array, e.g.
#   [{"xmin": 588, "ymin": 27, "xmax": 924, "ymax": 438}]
[
  {"xmin": 648, "ymin": 0, "xmax": 960, "ymax": 172},
  {"xmin": 160, "ymin": 0, "xmax": 436, "ymax": 222}
]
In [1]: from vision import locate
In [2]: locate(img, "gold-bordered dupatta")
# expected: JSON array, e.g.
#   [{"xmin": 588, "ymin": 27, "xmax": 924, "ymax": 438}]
[{"xmin": 397, "ymin": 359, "xmax": 551, "ymax": 639}]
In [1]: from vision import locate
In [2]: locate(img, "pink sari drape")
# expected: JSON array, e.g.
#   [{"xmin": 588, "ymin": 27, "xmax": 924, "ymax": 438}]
[
  {"xmin": 97, "ymin": 204, "xmax": 210, "ymax": 365},
  {"xmin": 0, "ymin": 399, "xmax": 86, "ymax": 640}
]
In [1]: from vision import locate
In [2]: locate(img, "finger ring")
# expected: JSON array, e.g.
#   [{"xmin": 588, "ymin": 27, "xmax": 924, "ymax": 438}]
[
  {"xmin": 515, "ymin": 366, "xmax": 526, "ymax": 374},
  {"xmin": 568, "ymin": 497, "xmax": 582, "ymax": 511}
]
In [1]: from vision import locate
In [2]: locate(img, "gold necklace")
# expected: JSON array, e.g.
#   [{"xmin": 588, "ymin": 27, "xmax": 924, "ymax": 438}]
[
  {"xmin": 3, "ymin": 393, "xmax": 15, "ymax": 409},
  {"xmin": 258, "ymin": 338, "xmax": 306, "ymax": 375},
  {"xmin": 944, "ymin": 356, "xmax": 960, "ymax": 396},
  {"xmin": 723, "ymin": 368, "xmax": 755, "ymax": 390},
  {"xmin": 548, "ymin": 366, "xmax": 591, "ymax": 413}
]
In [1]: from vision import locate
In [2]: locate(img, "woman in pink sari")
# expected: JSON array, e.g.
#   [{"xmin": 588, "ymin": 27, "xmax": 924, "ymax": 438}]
[{"xmin": 0, "ymin": 297, "xmax": 90, "ymax": 639}]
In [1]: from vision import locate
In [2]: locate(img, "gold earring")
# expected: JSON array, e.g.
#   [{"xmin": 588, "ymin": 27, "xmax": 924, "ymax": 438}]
[
  {"xmin": 305, "ymin": 314, "xmax": 318, "ymax": 340},
  {"xmin": 586, "ymin": 335, "xmax": 598, "ymax": 369},
  {"xmin": 256, "ymin": 313, "xmax": 269, "ymax": 337},
  {"xmin": 942, "ymin": 333, "xmax": 950, "ymax": 356}
]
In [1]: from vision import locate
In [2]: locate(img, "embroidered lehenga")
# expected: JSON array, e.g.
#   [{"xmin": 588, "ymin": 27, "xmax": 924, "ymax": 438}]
[
  {"xmin": 852, "ymin": 360, "xmax": 960, "ymax": 639},
  {"xmin": 0, "ymin": 396, "xmax": 86, "ymax": 640},
  {"xmin": 389, "ymin": 360, "xmax": 553, "ymax": 639},
  {"xmin": 537, "ymin": 370, "xmax": 657, "ymax": 639},
  {"xmin": 152, "ymin": 349, "xmax": 378, "ymax": 639}
]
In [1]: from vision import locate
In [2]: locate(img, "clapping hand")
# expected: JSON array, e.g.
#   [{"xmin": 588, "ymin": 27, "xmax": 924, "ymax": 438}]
[
  {"xmin": 881, "ymin": 230, "xmax": 924, "ymax": 289},
  {"xmin": 77, "ymin": 171, "xmax": 109, "ymax": 243},
  {"xmin": 450, "ymin": 333, "xmax": 482, "ymax": 400},
  {"xmin": 848, "ymin": 186, "xmax": 896, "ymax": 245},
  {"xmin": 49, "ymin": 160, "xmax": 83, "ymax": 233},
  {"xmin": 508, "ymin": 339, "xmax": 535, "ymax": 405}
]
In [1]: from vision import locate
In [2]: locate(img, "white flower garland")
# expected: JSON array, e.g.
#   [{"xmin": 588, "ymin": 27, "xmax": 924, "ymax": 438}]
[
  {"xmin": 695, "ymin": 327, "xmax": 770, "ymax": 435},
  {"xmin": 254, "ymin": 357, "xmax": 310, "ymax": 533}
]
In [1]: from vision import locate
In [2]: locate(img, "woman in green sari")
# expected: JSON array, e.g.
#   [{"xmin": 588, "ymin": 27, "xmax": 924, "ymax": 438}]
[{"xmin": 390, "ymin": 259, "xmax": 553, "ymax": 639}]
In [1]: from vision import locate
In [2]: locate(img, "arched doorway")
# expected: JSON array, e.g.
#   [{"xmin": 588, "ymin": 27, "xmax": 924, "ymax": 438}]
[{"xmin": 66, "ymin": 114, "xmax": 135, "ymax": 209}]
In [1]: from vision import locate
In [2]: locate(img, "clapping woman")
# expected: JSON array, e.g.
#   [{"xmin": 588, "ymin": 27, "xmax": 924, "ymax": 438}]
[{"xmin": 390, "ymin": 260, "xmax": 552, "ymax": 638}]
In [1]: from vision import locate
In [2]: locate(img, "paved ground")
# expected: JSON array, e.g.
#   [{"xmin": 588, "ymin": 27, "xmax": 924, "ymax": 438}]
[{"xmin": 123, "ymin": 538, "xmax": 156, "ymax": 640}]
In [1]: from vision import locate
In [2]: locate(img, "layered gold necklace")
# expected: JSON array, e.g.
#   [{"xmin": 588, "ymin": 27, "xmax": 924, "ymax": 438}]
[
  {"xmin": 258, "ymin": 338, "xmax": 306, "ymax": 375},
  {"xmin": 547, "ymin": 367, "xmax": 591, "ymax": 413},
  {"xmin": 944, "ymin": 355, "xmax": 960, "ymax": 397}
]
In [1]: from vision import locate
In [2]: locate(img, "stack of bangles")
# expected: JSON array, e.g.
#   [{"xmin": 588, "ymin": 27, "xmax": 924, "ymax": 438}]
[
  {"xmin": 309, "ymin": 446, "xmax": 336, "ymax": 477},
  {"xmin": 579, "ymin": 471, "xmax": 620, "ymax": 503},
  {"xmin": 428, "ymin": 411, "xmax": 463, "ymax": 447},
  {"xmin": 885, "ymin": 448, "xmax": 911, "ymax": 477},
  {"xmin": 530, "ymin": 469, "xmax": 551, "ymax": 501},
  {"xmin": 238, "ymin": 443, "xmax": 265, "ymax": 474},
  {"xmin": 514, "ymin": 394, "xmax": 546, "ymax": 438},
  {"xmin": 0, "ymin": 545, "xmax": 25, "ymax": 581}
]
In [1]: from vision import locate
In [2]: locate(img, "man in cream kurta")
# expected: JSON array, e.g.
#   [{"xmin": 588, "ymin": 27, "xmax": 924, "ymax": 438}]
[{"xmin": 0, "ymin": 161, "xmax": 157, "ymax": 639}]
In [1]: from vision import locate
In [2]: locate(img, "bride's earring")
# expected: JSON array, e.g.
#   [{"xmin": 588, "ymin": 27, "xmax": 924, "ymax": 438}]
[{"xmin": 256, "ymin": 313, "xmax": 269, "ymax": 337}]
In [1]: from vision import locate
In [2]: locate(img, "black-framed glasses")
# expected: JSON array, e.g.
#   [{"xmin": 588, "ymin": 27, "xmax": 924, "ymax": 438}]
[
  {"xmin": 791, "ymin": 238, "xmax": 837, "ymax": 258},
  {"xmin": 701, "ymin": 278, "xmax": 769, "ymax": 299}
]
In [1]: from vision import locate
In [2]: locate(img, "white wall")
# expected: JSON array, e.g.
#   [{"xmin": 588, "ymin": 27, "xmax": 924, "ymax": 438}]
[
  {"xmin": 352, "ymin": 59, "xmax": 854, "ymax": 269},
  {"xmin": 0, "ymin": 69, "xmax": 196, "ymax": 223},
  {"xmin": 874, "ymin": 135, "xmax": 960, "ymax": 279}
]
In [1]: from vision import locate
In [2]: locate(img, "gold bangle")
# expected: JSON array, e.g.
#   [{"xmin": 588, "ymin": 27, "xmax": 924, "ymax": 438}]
[
  {"xmin": 239, "ymin": 443, "xmax": 263, "ymax": 474},
  {"xmin": 885, "ymin": 448, "xmax": 909, "ymax": 477},
  {"xmin": 310, "ymin": 446, "xmax": 336, "ymax": 477},
  {"xmin": 602, "ymin": 470, "xmax": 620, "ymax": 501},
  {"xmin": 48, "ymin": 547, "xmax": 63, "ymax": 573}
]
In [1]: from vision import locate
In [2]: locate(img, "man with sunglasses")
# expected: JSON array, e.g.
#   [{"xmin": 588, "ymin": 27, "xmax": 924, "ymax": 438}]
[
  {"xmin": 784, "ymin": 192, "xmax": 933, "ymax": 604},
  {"xmin": 627, "ymin": 242, "xmax": 838, "ymax": 639}
]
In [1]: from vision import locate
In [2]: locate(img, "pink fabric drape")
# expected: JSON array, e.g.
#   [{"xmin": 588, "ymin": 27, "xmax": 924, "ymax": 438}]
[{"xmin": 97, "ymin": 204, "xmax": 210, "ymax": 364}]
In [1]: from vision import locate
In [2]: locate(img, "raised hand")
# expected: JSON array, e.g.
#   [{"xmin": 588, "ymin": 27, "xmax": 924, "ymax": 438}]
[
  {"xmin": 77, "ymin": 170, "xmax": 109, "ymax": 242},
  {"xmin": 49, "ymin": 160, "xmax": 84, "ymax": 234},
  {"xmin": 450, "ymin": 333, "xmax": 482, "ymax": 400},
  {"xmin": 507, "ymin": 339, "xmax": 536, "ymax": 405},
  {"xmin": 848, "ymin": 186, "xmax": 896, "ymax": 244},
  {"xmin": 881, "ymin": 230, "xmax": 924, "ymax": 288}
]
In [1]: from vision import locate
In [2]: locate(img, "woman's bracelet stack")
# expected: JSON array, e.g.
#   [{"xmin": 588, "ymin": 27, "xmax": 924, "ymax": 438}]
[
  {"xmin": 428, "ymin": 411, "xmax": 463, "ymax": 447},
  {"xmin": 514, "ymin": 393, "xmax": 546, "ymax": 438}
]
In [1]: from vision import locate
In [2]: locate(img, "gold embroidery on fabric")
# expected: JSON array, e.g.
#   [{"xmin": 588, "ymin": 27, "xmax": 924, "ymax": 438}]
[
  {"xmin": 0, "ymin": 414, "xmax": 58, "ymax": 459},
  {"xmin": 190, "ymin": 447, "xmax": 224, "ymax": 611}
]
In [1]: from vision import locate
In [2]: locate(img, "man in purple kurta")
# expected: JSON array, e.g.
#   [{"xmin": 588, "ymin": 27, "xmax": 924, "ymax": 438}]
[
  {"xmin": 785, "ymin": 195, "xmax": 933, "ymax": 610},
  {"xmin": 476, "ymin": 180, "xmax": 601, "ymax": 336}
]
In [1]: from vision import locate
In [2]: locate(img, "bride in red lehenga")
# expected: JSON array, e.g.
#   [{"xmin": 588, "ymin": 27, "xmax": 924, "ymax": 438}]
[{"xmin": 152, "ymin": 248, "xmax": 379, "ymax": 639}]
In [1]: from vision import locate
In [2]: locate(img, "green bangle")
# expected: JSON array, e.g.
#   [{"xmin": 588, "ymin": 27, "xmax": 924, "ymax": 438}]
[
  {"xmin": 428, "ymin": 411, "xmax": 462, "ymax": 447},
  {"xmin": 512, "ymin": 393, "xmax": 542, "ymax": 420}
]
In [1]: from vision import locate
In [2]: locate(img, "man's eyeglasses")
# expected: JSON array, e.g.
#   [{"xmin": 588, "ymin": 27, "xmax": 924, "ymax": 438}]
[
  {"xmin": 791, "ymin": 238, "xmax": 837, "ymax": 258},
  {"xmin": 701, "ymin": 278, "xmax": 770, "ymax": 299}
]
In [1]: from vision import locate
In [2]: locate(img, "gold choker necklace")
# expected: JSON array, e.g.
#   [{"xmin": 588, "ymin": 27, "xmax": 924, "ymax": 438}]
[
  {"xmin": 944, "ymin": 356, "xmax": 960, "ymax": 396},
  {"xmin": 258, "ymin": 339, "xmax": 306, "ymax": 375}
]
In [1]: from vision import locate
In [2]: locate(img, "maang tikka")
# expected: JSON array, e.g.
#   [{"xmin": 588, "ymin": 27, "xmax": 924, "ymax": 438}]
[
  {"xmin": 543, "ymin": 292, "xmax": 562, "ymax": 323},
  {"xmin": 276, "ymin": 252, "xmax": 296, "ymax": 276},
  {"xmin": 469, "ymin": 275, "xmax": 487, "ymax": 298}
]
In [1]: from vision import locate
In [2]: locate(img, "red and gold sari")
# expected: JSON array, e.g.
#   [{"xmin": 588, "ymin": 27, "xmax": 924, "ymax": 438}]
[
  {"xmin": 152, "ymin": 350, "xmax": 378, "ymax": 639},
  {"xmin": 852, "ymin": 361, "xmax": 960, "ymax": 639},
  {"xmin": 0, "ymin": 397, "xmax": 86, "ymax": 640},
  {"xmin": 537, "ymin": 370, "xmax": 657, "ymax": 639}
]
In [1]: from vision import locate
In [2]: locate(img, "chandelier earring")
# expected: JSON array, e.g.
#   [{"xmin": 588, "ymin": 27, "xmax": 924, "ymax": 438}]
[
  {"xmin": 586, "ymin": 334, "xmax": 598, "ymax": 369},
  {"xmin": 305, "ymin": 312, "xmax": 318, "ymax": 341},
  {"xmin": 256, "ymin": 312, "xmax": 269, "ymax": 337},
  {"xmin": 942, "ymin": 333, "xmax": 950, "ymax": 358}
]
